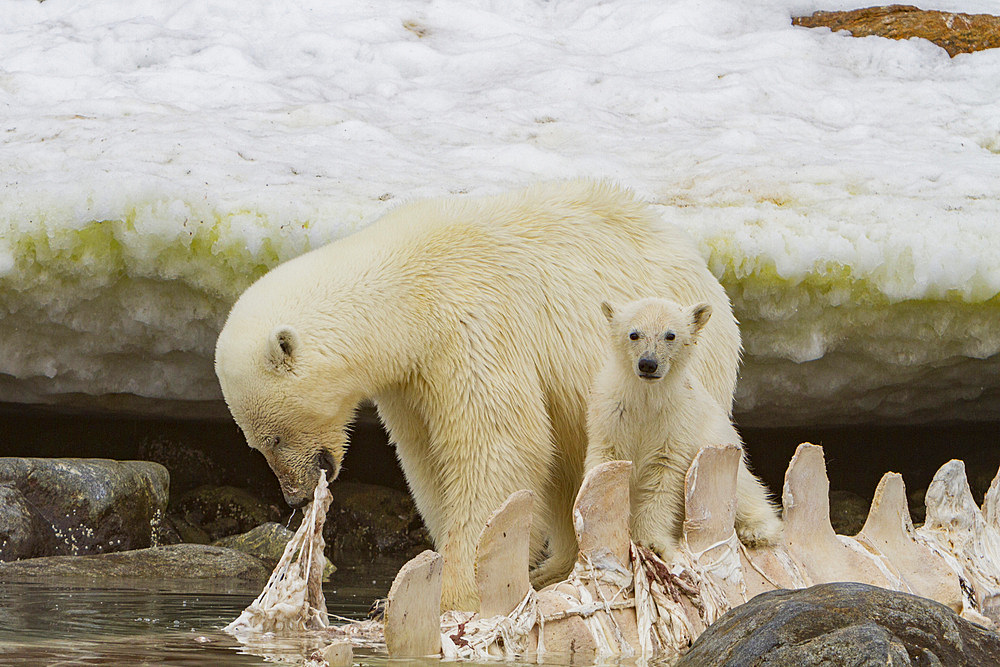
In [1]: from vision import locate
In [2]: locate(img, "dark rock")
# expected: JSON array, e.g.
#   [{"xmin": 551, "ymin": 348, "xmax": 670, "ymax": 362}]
[
  {"xmin": 829, "ymin": 489, "xmax": 870, "ymax": 535},
  {"xmin": 792, "ymin": 5, "xmax": 1000, "ymax": 57},
  {"xmin": 0, "ymin": 484, "xmax": 59, "ymax": 559},
  {"xmin": 214, "ymin": 522, "xmax": 336, "ymax": 579},
  {"xmin": 172, "ymin": 485, "xmax": 283, "ymax": 542},
  {"xmin": 909, "ymin": 486, "xmax": 927, "ymax": 525},
  {"xmin": 0, "ymin": 458, "xmax": 168, "ymax": 560},
  {"xmin": 161, "ymin": 513, "xmax": 210, "ymax": 545},
  {"xmin": 325, "ymin": 482, "xmax": 431, "ymax": 557},
  {"xmin": 138, "ymin": 435, "xmax": 226, "ymax": 500},
  {"xmin": 677, "ymin": 581, "xmax": 1000, "ymax": 666},
  {"xmin": 0, "ymin": 543, "xmax": 270, "ymax": 582}
]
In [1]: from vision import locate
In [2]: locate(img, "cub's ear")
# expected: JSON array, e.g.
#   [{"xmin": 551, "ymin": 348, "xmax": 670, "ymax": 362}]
[
  {"xmin": 690, "ymin": 303, "xmax": 712, "ymax": 335},
  {"xmin": 266, "ymin": 325, "xmax": 299, "ymax": 370},
  {"xmin": 600, "ymin": 301, "xmax": 616, "ymax": 323}
]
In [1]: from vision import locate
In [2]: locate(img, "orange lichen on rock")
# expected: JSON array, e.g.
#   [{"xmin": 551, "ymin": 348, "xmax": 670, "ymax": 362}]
[{"xmin": 792, "ymin": 5, "xmax": 1000, "ymax": 56}]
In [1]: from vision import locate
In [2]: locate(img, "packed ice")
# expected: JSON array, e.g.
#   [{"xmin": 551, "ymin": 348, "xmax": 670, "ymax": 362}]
[{"xmin": 1, "ymin": 0, "xmax": 998, "ymax": 425}]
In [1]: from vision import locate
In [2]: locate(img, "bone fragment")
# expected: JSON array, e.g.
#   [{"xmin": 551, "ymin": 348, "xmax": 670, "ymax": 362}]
[
  {"xmin": 321, "ymin": 641, "xmax": 352, "ymax": 667},
  {"xmin": 533, "ymin": 587, "xmax": 598, "ymax": 660},
  {"xmin": 475, "ymin": 489, "xmax": 535, "ymax": 618},
  {"xmin": 255, "ymin": 446, "xmax": 1000, "ymax": 663},
  {"xmin": 566, "ymin": 460, "xmax": 638, "ymax": 658},
  {"xmin": 856, "ymin": 472, "xmax": 962, "ymax": 611},
  {"xmin": 782, "ymin": 443, "xmax": 896, "ymax": 589},
  {"xmin": 682, "ymin": 444, "xmax": 746, "ymax": 604},
  {"xmin": 983, "ymin": 466, "xmax": 1000, "ymax": 532},
  {"xmin": 385, "ymin": 549, "xmax": 443, "ymax": 657},
  {"xmin": 918, "ymin": 460, "xmax": 1000, "ymax": 623},
  {"xmin": 574, "ymin": 459, "xmax": 632, "ymax": 571}
]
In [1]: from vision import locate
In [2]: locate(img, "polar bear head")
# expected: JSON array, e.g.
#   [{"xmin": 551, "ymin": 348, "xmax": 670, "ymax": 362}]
[
  {"xmin": 601, "ymin": 297, "xmax": 712, "ymax": 383},
  {"xmin": 215, "ymin": 318, "xmax": 352, "ymax": 507}
]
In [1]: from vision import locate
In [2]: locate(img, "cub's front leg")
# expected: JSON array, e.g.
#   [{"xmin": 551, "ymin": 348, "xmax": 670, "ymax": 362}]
[{"xmin": 629, "ymin": 455, "xmax": 687, "ymax": 561}]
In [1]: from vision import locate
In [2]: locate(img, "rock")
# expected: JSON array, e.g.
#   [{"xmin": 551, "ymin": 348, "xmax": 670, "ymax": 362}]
[
  {"xmin": 0, "ymin": 484, "xmax": 59, "ymax": 559},
  {"xmin": 163, "ymin": 513, "xmax": 211, "ymax": 545},
  {"xmin": 0, "ymin": 543, "xmax": 270, "ymax": 581},
  {"xmin": 138, "ymin": 435, "xmax": 226, "ymax": 499},
  {"xmin": 792, "ymin": 5, "xmax": 1000, "ymax": 57},
  {"xmin": 829, "ymin": 489, "xmax": 870, "ymax": 536},
  {"xmin": 214, "ymin": 522, "xmax": 336, "ymax": 579},
  {"xmin": 0, "ymin": 458, "xmax": 168, "ymax": 560},
  {"xmin": 676, "ymin": 581, "xmax": 1000, "ymax": 666},
  {"xmin": 324, "ymin": 482, "xmax": 431, "ymax": 556},
  {"xmin": 909, "ymin": 486, "xmax": 927, "ymax": 525},
  {"xmin": 172, "ymin": 485, "xmax": 283, "ymax": 542}
]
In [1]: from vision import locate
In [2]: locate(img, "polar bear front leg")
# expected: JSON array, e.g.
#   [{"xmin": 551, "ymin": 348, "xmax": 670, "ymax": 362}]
[
  {"xmin": 582, "ymin": 434, "xmax": 617, "ymax": 476},
  {"xmin": 422, "ymin": 370, "xmax": 557, "ymax": 612},
  {"xmin": 734, "ymin": 456, "xmax": 783, "ymax": 547},
  {"xmin": 630, "ymin": 455, "xmax": 688, "ymax": 561}
]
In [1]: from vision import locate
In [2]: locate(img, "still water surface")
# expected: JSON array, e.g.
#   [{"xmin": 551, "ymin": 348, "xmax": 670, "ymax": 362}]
[{"xmin": 0, "ymin": 556, "xmax": 407, "ymax": 665}]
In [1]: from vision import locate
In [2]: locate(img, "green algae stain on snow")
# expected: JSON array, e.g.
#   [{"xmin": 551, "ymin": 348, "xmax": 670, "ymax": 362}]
[{"xmin": 1, "ymin": 206, "xmax": 322, "ymax": 303}]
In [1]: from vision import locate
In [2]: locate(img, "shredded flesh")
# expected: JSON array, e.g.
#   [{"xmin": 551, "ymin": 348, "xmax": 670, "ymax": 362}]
[{"xmin": 225, "ymin": 470, "xmax": 333, "ymax": 636}]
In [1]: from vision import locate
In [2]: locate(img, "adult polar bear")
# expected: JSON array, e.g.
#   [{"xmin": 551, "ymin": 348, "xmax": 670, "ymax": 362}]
[{"xmin": 215, "ymin": 180, "xmax": 741, "ymax": 612}]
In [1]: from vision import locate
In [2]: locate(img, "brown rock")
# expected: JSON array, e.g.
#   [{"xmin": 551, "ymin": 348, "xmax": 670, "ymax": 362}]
[
  {"xmin": 0, "ymin": 458, "xmax": 169, "ymax": 560},
  {"xmin": 829, "ymin": 489, "xmax": 870, "ymax": 536},
  {"xmin": 792, "ymin": 5, "xmax": 1000, "ymax": 57},
  {"xmin": 172, "ymin": 485, "xmax": 283, "ymax": 542},
  {"xmin": 677, "ymin": 581, "xmax": 1000, "ymax": 666},
  {"xmin": 324, "ymin": 482, "xmax": 431, "ymax": 557},
  {"xmin": 0, "ymin": 544, "xmax": 270, "ymax": 582}
]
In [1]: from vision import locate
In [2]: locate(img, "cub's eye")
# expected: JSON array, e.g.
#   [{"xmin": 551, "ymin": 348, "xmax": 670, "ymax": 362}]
[
  {"xmin": 629, "ymin": 331, "xmax": 640, "ymax": 341},
  {"xmin": 664, "ymin": 332, "xmax": 676, "ymax": 341}
]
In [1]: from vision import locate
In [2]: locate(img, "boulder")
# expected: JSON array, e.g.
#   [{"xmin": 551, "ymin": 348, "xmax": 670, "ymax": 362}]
[
  {"xmin": 677, "ymin": 581, "xmax": 1000, "ymax": 666},
  {"xmin": 214, "ymin": 522, "xmax": 336, "ymax": 579},
  {"xmin": 171, "ymin": 485, "xmax": 283, "ymax": 541},
  {"xmin": 138, "ymin": 435, "xmax": 227, "ymax": 499},
  {"xmin": 792, "ymin": 5, "xmax": 1000, "ymax": 57},
  {"xmin": 0, "ymin": 458, "xmax": 168, "ymax": 560},
  {"xmin": 0, "ymin": 543, "xmax": 270, "ymax": 581},
  {"xmin": 324, "ymin": 482, "xmax": 432, "ymax": 556},
  {"xmin": 0, "ymin": 484, "xmax": 59, "ymax": 559}
]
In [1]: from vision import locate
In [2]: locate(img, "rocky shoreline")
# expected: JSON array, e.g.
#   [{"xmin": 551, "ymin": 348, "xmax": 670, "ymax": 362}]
[{"xmin": 0, "ymin": 455, "xmax": 430, "ymax": 584}]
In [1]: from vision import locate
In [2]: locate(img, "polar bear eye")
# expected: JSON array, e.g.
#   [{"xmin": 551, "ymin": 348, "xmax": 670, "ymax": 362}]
[
  {"xmin": 664, "ymin": 332, "xmax": 676, "ymax": 341},
  {"xmin": 629, "ymin": 331, "xmax": 640, "ymax": 341}
]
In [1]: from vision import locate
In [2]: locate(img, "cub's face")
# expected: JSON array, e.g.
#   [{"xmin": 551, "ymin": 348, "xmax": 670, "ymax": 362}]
[{"xmin": 601, "ymin": 298, "xmax": 712, "ymax": 382}]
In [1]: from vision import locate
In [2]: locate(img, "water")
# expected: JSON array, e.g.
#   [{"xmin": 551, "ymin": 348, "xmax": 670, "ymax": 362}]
[{"xmin": 0, "ymin": 557, "xmax": 405, "ymax": 666}]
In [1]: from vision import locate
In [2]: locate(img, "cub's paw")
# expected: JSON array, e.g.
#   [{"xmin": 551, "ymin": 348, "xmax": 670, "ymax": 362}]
[
  {"xmin": 736, "ymin": 515, "xmax": 783, "ymax": 548},
  {"xmin": 635, "ymin": 537, "xmax": 678, "ymax": 563}
]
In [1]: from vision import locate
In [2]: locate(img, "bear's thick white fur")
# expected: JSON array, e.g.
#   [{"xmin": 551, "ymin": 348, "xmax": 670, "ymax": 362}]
[
  {"xmin": 585, "ymin": 297, "xmax": 781, "ymax": 559},
  {"xmin": 215, "ymin": 180, "xmax": 742, "ymax": 611}
]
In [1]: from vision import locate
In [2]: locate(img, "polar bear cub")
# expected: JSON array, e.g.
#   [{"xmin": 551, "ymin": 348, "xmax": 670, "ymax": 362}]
[{"xmin": 585, "ymin": 297, "xmax": 781, "ymax": 559}]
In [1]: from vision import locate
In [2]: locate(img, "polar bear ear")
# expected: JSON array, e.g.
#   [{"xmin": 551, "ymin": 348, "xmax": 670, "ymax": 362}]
[
  {"xmin": 600, "ymin": 301, "xmax": 616, "ymax": 323},
  {"xmin": 690, "ymin": 303, "xmax": 712, "ymax": 335},
  {"xmin": 266, "ymin": 325, "xmax": 299, "ymax": 371}
]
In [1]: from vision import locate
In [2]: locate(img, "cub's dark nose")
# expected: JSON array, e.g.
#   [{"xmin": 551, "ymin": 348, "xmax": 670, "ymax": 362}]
[{"xmin": 638, "ymin": 357, "xmax": 658, "ymax": 374}]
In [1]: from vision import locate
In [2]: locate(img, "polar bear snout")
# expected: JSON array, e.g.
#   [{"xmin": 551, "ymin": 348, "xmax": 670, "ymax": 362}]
[
  {"xmin": 637, "ymin": 356, "xmax": 662, "ymax": 379},
  {"xmin": 285, "ymin": 489, "xmax": 310, "ymax": 509}
]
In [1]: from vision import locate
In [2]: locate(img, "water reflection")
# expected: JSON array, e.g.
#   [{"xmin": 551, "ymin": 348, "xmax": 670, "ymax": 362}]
[{"xmin": 0, "ymin": 555, "xmax": 405, "ymax": 665}]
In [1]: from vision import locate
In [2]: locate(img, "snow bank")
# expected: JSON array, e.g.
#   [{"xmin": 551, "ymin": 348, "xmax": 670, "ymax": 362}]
[{"xmin": 1, "ymin": 0, "xmax": 998, "ymax": 425}]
